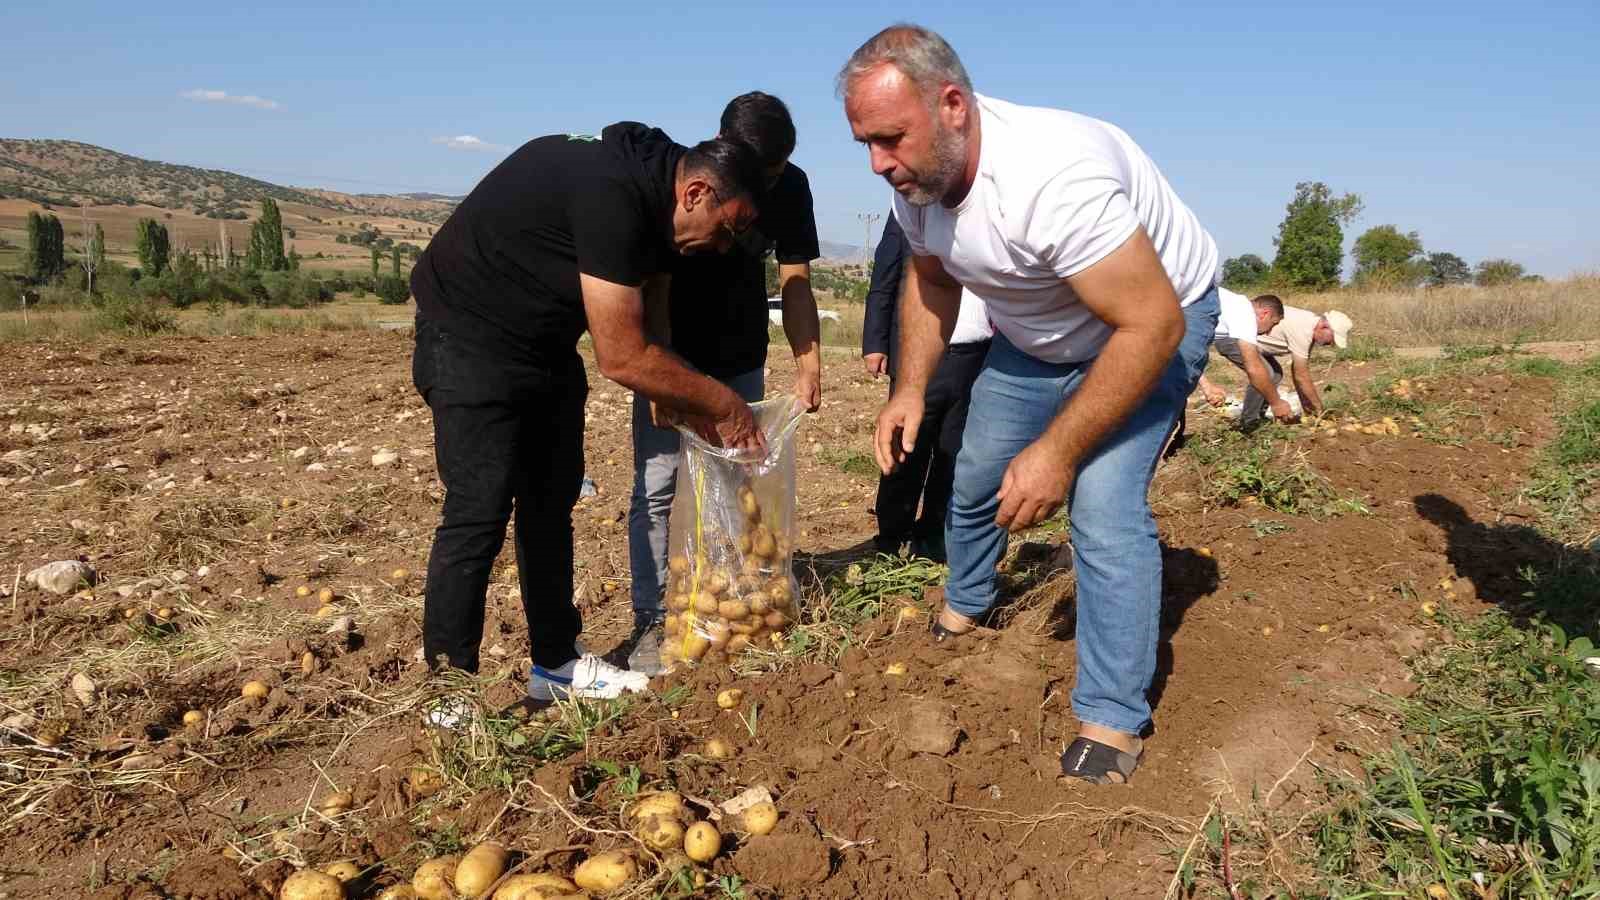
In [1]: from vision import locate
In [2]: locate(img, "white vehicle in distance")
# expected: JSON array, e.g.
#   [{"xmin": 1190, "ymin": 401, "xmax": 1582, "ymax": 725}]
[{"xmin": 769, "ymin": 298, "xmax": 841, "ymax": 326}]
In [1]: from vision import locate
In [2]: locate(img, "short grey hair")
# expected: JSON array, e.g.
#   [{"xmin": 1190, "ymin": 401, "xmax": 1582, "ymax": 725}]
[{"xmin": 836, "ymin": 24, "xmax": 974, "ymax": 105}]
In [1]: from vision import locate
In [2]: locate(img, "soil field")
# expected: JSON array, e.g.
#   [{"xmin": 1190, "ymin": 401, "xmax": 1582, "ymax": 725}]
[{"xmin": 0, "ymin": 330, "xmax": 1579, "ymax": 898}]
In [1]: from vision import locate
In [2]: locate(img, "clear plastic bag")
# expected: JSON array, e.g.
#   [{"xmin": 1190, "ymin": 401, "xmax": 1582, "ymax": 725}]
[{"xmin": 661, "ymin": 397, "xmax": 805, "ymax": 669}]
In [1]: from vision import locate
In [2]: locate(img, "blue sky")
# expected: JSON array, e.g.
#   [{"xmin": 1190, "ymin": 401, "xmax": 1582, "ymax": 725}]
[{"xmin": 5, "ymin": 1, "xmax": 1597, "ymax": 277}]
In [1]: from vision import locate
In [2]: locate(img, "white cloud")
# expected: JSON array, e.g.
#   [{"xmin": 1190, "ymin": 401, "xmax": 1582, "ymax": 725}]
[
  {"xmin": 180, "ymin": 89, "xmax": 281, "ymax": 111},
  {"xmin": 432, "ymin": 134, "xmax": 507, "ymax": 152}
]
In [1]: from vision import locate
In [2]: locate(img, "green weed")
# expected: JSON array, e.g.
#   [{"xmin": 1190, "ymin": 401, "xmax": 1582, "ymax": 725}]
[
  {"xmin": 819, "ymin": 447, "xmax": 880, "ymax": 479},
  {"xmin": 1335, "ymin": 335, "xmax": 1394, "ymax": 362}
]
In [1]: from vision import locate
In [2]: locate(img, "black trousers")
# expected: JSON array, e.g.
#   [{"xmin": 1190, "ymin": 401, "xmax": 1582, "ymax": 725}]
[
  {"xmin": 1213, "ymin": 337, "xmax": 1284, "ymax": 428},
  {"xmin": 874, "ymin": 340, "xmax": 991, "ymax": 545},
  {"xmin": 412, "ymin": 317, "xmax": 586, "ymax": 672}
]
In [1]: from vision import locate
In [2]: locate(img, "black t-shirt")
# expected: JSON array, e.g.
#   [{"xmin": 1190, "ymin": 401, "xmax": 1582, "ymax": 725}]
[
  {"xmin": 666, "ymin": 163, "xmax": 819, "ymax": 379},
  {"xmin": 411, "ymin": 122, "xmax": 683, "ymax": 363}
]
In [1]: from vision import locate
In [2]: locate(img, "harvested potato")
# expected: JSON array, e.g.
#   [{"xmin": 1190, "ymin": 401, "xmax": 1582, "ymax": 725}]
[
  {"xmin": 667, "ymin": 593, "xmax": 689, "ymax": 613},
  {"xmin": 751, "ymin": 525, "xmax": 776, "ymax": 558},
  {"xmin": 281, "ymin": 869, "xmax": 346, "ymax": 900},
  {"xmin": 317, "ymin": 587, "xmax": 335, "ymax": 604},
  {"xmin": 407, "ymin": 767, "xmax": 445, "ymax": 798},
  {"xmin": 679, "ymin": 631, "xmax": 710, "ymax": 661},
  {"xmin": 182, "ymin": 709, "xmax": 204, "ymax": 727},
  {"xmin": 322, "ymin": 861, "xmax": 361, "ymax": 883},
  {"xmin": 573, "ymin": 850, "xmax": 637, "ymax": 894},
  {"xmin": 668, "ymin": 556, "xmax": 688, "ymax": 575},
  {"xmin": 704, "ymin": 737, "xmax": 734, "ymax": 759},
  {"xmin": 717, "ymin": 599, "xmax": 749, "ymax": 620},
  {"xmin": 738, "ymin": 533, "xmax": 753, "ymax": 555},
  {"xmin": 740, "ymin": 557, "xmax": 764, "ymax": 577},
  {"xmin": 883, "ymin": 662, "xmax": 909, "ymax": 676},
  {"xmin": 627, "ymin": 790, "xmax": 684, "ymax": 822},
  {"xmin": 746, "ymin": 591, "xmax": 770, "ymax": 615},
  {"xmin": 155, "ymin": 606, "xmax": 174, "ymax": 621},
  {"xmin": 729, "ymin": 619, "xmax": 759, "ymax": 635},
  {"xmin": 691, "ymin": 593, "xmax": 719, "ymax": 615},
  {"xmin": 301, "ymin": 651, "xmax": 319, "ymax": 676},
  {"xmin": 716, "ymin": 688, "xmax": 744, "ymax": 709},
  {"xmin": 775, "ymin": 535, "xmax": 792, "ymax": 559},
  {"xmin": 735, "ymin": 574, "xmax": 762, "ymax": 594},
  {"xmin": 663, "ymin": 613, "xmax": 680, "ymax": 634},
  {"xmin": 318, "ymin": 790, "xmax": 354, "ymax": 815},
  {"xmin": 410, "ymin": 856, "xmax": 459, "ymax": 900},
  {"xmin": 493, "ymin": 872, "xmax": 578, "ymax": 900},
  {"xmin": 375, "ymin": 886, "xmax": 417, "ymax": 900},
  {"xmin": 727, "ymin": 634, "xmax": 751, "ymax": 654},
  {"xmin": 703, "ymin": 570, "xmax": 730, "ymax": 596},
  {"xmin": 455, "ymin": 841, "xmax": 510, "ymax": 898},
  {"xmin": 684, "ymin": 821, "xmax": 722, "ymax": 862},
  {"xmin": 738, "ymin": 801, "xmax": 779, "ymax": 836},
  {"xmin": 636, "ymin": 813, "xmax": 686, "ymax": 850},
  {"xmin": 764, "ymin": 611, "xmax": 788, "ymax": 629},
  {"xmin": 738, "ymin": 485, "xmax": 760, "ymax": 519},
  {"xmin": 242, "ymin": 680, "xmax": 270, "ymax": 701},
  {"xmin": 295, "ymin": 585, "xmax": 313, "ymax": 598},
  {"xmin": 390, "ymin": 568, "xmax": 411, "ymax": 581}
]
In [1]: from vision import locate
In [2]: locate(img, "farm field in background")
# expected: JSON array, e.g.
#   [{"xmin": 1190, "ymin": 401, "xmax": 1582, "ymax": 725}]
[{"xmin": 0, "ymin": 325, "xmax": 1595, "ymax": 898}]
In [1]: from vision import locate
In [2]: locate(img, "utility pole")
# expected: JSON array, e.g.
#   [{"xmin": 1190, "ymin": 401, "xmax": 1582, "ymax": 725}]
[{"xmin": 857, "ymin": 212, "xmax": 882, "ymax": 269}]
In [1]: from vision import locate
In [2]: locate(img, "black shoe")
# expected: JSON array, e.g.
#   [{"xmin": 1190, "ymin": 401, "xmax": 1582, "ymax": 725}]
[{"xmin": 873, "ymin": 536, "xmax": 907, "ymax": 558}]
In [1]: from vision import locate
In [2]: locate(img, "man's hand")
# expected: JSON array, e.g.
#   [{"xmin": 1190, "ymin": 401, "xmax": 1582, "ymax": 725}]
[
  {"xmin": 863, "ymin": 352, "xmax": 888, "ymax": 378},
  {"xmin": 873, "ymin": 391, "xmax": 925, "ymax": 474},
  {"xmin": 794, "ymin": 367, "xmax": 822, "ymax": 413},
  {"xmin": 995, "ymin": 438, "xmax": 1074, "ymax": 533},
  {"xmin": 711, "ymin": 401, "xmax": 767, "ymax": 453},
  {"xmin": 1201, "ymin": 381, "xmax": 1226, "ymax": 407},
  {"xmin": 1269, "ymin": 398, "xmax": 1300, "ymax": 424}
]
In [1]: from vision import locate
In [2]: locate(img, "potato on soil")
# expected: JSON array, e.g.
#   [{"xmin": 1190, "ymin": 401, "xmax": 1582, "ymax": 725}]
[
  {"xmin": 407, "ymin": 767, "xmax": 445, "ymax": 798},
  {"xmin": 704, "ymin": 737, "xmax": 734, "ymax": 759},
  {"xmin": 323, "ymin": 861, "xmax": 361, "ymax": 882},
  {"xmin": 455, "ymin": 841, "xmax": 511, "ymax": 897},
  {"xmin": 391, "ymin": 567, "xmax": 411, "ymax": 581},
  {"xmin": 375, "ymin": 887, "xmax": 418, "ymax": 900},
  {"xmin": 683, "ymin": 821, "xmax": 722, "ymax": 862},
  {"xmin": 716, "ymin": 688, "xmax": 744, "ymax": 709},
  {"xmin": 182, "ymin": 709, "xmax": 205, "ymax": 727},
  {"xmin": 636, "ymin": 813, "xmax": 686, "ymax": 850},
  {"xmin": 280, "ymin": 869, "xmax": 346, "ymax": 900},
  {"xmin": 626, "ymin": 790, "xmax": 684, "ymax": 821},
  {"xmin": 573, "ymin": 850, "xmax": 637, "ymax": 894},
  {"xmin": 317, "ymin": 790, "xmax": 354, "ymax": 815},
  {"xmin": 242, "ymin": 680, "xmax": 270, "ymax": 700},
  {"xmin": 493, "ymin": 872, "xmax": 579, "ymax": 899},
  {"xmin": 884, "ymin": 661, "xmax": 909, "ymax": 676},
  {"xmin": 296, "ymin": 585, "xmax": 313, "ymax": 598},
  {"xmin": 411, "ymin": 856, "xmax": 459, "ymax": 899},
  {"xmin": 317, "ymin": 587, "xmax": 335, "ymax": 604},
  {"xmin": 734, "ymin": 801, "xmax": 779, "ymax": 836}
]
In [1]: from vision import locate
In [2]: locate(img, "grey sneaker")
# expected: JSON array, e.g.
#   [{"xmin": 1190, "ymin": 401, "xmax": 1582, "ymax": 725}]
[{"xmin": 625, "ymin": 616, "xmax": 667, "ymax": 677}]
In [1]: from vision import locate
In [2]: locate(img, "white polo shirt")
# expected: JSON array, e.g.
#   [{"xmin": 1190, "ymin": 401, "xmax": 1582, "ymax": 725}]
[
  {"xmin": 894, "ymin": 93, "xmax": 1218, "ymax": 364},
  {"xmin": 1213, "ymin": 288, "xmax": 1259, "ymax": 347}
]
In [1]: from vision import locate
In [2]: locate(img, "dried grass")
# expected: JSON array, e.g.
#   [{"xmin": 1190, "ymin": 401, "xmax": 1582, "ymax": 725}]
[{"xmin": 1280, "ymin": 274, "xmax": 1600, "ymax": 347}]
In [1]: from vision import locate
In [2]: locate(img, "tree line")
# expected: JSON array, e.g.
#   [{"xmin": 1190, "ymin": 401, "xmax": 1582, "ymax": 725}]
[{"xmin": 1221, "ymin": 181, "xmax": 1538, "ymax": 293}]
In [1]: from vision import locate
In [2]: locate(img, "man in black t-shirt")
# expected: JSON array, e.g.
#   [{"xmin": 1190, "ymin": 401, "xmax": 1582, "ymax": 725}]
[
  {"xmin": 622, "ymin": 93, "xmax": 823, "ymax": 675},
  {"xmin": 410, "ymin": 124, "xmax": 768, "ymax": 715}
]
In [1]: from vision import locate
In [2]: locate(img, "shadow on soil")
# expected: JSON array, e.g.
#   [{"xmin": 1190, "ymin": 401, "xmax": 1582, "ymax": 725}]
[{"xmin": 1414, "ymin": 493, "xmax": 1599, "ymax": 638}]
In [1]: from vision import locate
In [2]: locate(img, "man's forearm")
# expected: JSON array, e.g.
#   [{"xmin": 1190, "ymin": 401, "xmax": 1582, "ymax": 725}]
[
  {"xmin": 779, "ymin": 266, "xmax": 822, "ymax": 376},
  {"xmin": 1040, "ymin": 323, "xmax": 1181, "ymax": 465},
  {"xmin": 1240, "ymin": 351, "xmax": 1281, "ymax": 404},
  {"xmin": 606, "ymin": 345, "xmax": 740, "ymax": 420},
  {"xmin": 1291, "ymin": 360, "xmax": 1323, "ymax": 412},
  {"xmin": 892, "ymin": 259, "xmax": 958, "ymax": 398}
]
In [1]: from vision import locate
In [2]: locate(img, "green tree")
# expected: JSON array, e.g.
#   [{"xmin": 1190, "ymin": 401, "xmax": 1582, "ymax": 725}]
[
  {"xmin": 135, "ymin": 218, "xmax": 171, "ymax": 278},
  {"xmin": 1351, "ymin": 225, "xmax": 1426, "ymax": 287},
  {"xmin": 1270, "ymin": 181, "xmax": 1363, "ymax": 290},
  {"xmin": 245, "ymin": 199, "xmax": 288, "ymax": 271},
  {"xmin": 391, "ymin": 246, "xmax": 401, "ymax": 278},
  {"xmin": 1426, "ymin": 252, "xmax": 1472, "ymax": 287},
  {"xmin": 25, "ymin": 211, "xmax": 66, "ymax": 282},
  {"xmin": 374, "ymin": 275, "xmax": 410, "ymax": 305},
  {"xmin": 81, "ymin": 222, "xmax": 105, "ymax": 294},
  {"xmin": 287, "ymin": 245, "xmax": 301, "ymax": 271},
  {"xmin": 1220, "ymin": 254, "xmax": 1270, "ymax": 290},
  {"xmin": 370, "ymin": 246, "xmax": 380, "ymax": 285},
  {"xmin": 1474, "ymin": 258, "xmax": 1526, "ymax": 287}
]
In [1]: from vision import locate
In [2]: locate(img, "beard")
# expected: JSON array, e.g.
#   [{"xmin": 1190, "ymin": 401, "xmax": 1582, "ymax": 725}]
[{"xmin": 894, "ymin": 119, "xmax": 967, "ymax": 207}]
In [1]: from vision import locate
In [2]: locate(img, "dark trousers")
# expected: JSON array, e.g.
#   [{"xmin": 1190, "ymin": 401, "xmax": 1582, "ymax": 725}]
[
  {"xmin": 874, "ymin": 339, "xmax": 991, "ymax": 547},
  {"xmin": 412, "ymin": 317, "xmax": 586, "ymax": 672},
  {"xmin": 1213, "ymin": 337, "xmax": 1283, "ymax": 428}
]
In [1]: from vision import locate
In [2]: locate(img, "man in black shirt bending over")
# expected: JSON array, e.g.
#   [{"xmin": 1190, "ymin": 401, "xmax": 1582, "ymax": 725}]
[
  {"xmin": 623, "ymin": 93, "xmax": 823, "ymax": 675},
  {"xmin": 410, "ymin": 124, "xmax": 767, "ymax": 712}
]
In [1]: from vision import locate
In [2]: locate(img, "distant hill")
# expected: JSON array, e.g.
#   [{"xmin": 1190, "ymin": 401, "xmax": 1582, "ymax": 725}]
[
  {"xmin": 818, "ymin": 240, "xmax": 868, "ymax": 264},
  {"xmin": 0, "ymin": 139, "xmax": 457, "ymax": 224}
]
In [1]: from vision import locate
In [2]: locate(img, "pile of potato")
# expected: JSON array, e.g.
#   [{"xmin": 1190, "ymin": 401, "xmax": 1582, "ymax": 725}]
[{"xmin": 661, "ymin": 483, "xmax": 798, "ymax": 668}]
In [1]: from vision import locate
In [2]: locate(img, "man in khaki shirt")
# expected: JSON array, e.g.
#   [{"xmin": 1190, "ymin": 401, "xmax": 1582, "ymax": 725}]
[{"xmin": 1198, "ymin": 305, "xmax": 1352, "ymax": 424}]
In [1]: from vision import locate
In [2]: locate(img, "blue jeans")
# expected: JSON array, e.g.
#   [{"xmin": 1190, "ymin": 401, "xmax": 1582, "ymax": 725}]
[
  {"xmin": 945, "ymin": 288, "xmax": 1218, "ymax": 734},
  {"xmin": 627, "ymin": 369, "xmax": 765, "ymax": 616}
]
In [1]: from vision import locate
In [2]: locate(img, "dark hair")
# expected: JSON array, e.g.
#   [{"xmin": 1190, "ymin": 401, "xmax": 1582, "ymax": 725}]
[
  {"xmin": 681, "ymin": 137, "xmax": 767, "ymax": 206},
  {"xmin": 719, "ymin": 92, "xmax": 795, "ymax": 168},
  {"xmin": 1251, "ymin": 294, "xmax": 1285, "ymax": 317}
]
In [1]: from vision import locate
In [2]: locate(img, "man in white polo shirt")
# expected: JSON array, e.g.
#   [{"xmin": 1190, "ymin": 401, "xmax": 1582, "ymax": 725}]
[
  {"xmin": 839, "ymin": 24, "xmax": 1220, "ymax": 785},
  {"xmin": 1195, "ymin": 290, "xmax": 1293, "ymax": 428}
]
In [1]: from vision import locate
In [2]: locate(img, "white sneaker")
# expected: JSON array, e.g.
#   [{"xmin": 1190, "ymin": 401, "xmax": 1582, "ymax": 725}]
[{"xmin": 528, "ymin": 654, "xmax": 650, "ymax": 702}]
